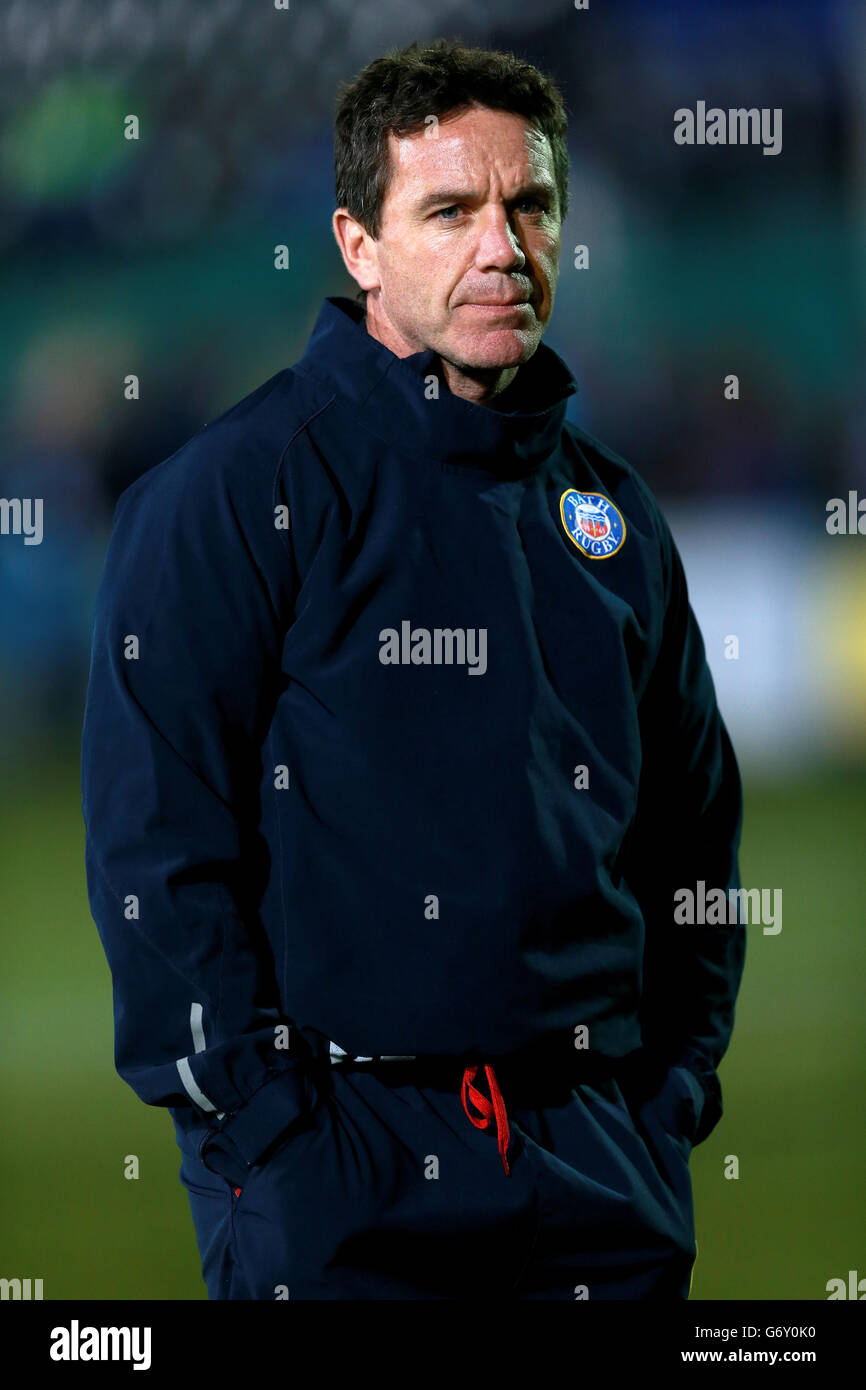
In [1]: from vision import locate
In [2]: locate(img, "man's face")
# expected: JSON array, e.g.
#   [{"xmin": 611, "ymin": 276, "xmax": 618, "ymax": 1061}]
[{"xmin": 363, "ymin": 106, "xmax": 562, "ymax": 372}]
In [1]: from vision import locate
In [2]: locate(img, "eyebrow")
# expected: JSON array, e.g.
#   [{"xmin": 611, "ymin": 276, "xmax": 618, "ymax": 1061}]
[{"xmin": 414, "ymin": 181, "xmax": 556, "ymax": 213}]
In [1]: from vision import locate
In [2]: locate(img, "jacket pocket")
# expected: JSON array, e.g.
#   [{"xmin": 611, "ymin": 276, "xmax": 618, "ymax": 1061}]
[{"xmin": 643, "ymin": 1063, "xmax": 706, "ymax": 1151}]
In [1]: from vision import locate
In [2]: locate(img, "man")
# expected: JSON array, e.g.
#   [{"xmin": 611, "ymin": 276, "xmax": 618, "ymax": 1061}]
[{"xmin": 81, "ymin": 38, "xmax": 745, "ymax": 1301}]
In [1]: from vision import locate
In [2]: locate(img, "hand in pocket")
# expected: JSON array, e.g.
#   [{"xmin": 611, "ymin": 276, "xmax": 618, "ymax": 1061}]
[
  {"xmin": 643, "ymin": 1064, "xmax": 706, "ymax": 1151},
  {"xmin": 199, "ymin": 1064, "xmax": 323, "ymax": 1189}
]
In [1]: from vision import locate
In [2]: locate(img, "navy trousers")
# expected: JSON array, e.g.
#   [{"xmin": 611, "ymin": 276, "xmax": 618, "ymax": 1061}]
[{"xmin": 175, "ymin": 1053, "xmax": 699, "ymax": 1300}]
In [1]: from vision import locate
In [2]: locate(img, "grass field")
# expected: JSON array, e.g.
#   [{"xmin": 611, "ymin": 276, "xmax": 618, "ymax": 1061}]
[{"xmin": 1, "ymin": 755, "xmax": 863, "ymax": 1300}]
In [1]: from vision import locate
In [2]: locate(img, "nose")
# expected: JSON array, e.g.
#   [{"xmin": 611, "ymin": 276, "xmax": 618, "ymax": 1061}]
[{"xmin": 473, "ymin": 206, "xmax": 527, "ymax": 276}]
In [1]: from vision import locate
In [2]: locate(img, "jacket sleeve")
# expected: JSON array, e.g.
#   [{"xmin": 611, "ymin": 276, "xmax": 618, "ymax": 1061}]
[
  {"xmin": 621, "ymin": 494, "xmax": 746, "ymax": 1146},
  {"xmin": 81, "ymin": 438, "xmax": 311, "ymax": 1175}
]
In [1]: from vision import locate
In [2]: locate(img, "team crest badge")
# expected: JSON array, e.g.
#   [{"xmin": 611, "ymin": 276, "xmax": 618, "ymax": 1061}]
[{"xmin": 559, "ymin": 489, "xmax": 626, "ymax": 559}]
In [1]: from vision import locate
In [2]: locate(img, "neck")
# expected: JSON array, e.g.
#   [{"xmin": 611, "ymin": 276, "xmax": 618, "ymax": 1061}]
[{"xmin": 438, "ymin": 357, "xmax": 520, "ymax": 406}]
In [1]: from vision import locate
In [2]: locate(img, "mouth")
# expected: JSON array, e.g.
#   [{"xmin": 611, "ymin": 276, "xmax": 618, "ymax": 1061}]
[{"xmin": 460, "ymin": 300, "xmax": 533, "ymax": 313}]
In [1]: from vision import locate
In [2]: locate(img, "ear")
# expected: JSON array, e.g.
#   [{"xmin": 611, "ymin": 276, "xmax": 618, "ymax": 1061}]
[{"xmin": 332, "ymin": 209, "xmax": 380, "ymax": 294}]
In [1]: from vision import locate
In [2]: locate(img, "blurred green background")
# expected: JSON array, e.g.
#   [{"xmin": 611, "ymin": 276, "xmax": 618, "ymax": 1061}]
[{"xmin": 1, "ymin": 757, "xmax": 863, "ymax": 1299}]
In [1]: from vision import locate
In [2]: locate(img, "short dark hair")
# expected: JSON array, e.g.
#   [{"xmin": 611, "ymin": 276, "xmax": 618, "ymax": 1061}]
[{"xmin": 334, "ymin": 37, "xmax": 570, "ymax": 251}]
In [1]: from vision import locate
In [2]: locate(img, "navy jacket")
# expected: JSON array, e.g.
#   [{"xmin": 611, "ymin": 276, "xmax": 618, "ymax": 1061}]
[{"xmin": 81, "ymin": 295, "xmax": 745, "ymax": 1170}]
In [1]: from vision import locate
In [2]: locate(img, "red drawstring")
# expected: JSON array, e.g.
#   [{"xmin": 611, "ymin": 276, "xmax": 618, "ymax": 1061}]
[{"xmin": 461, "ymin": 1063, "xmax": 511, "ymax": 1176}]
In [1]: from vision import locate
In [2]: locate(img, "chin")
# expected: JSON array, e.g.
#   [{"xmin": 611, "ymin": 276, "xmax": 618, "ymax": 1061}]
[{"xmin": 451, "ymin": 328, "xmax": 540, "ymax": 371}]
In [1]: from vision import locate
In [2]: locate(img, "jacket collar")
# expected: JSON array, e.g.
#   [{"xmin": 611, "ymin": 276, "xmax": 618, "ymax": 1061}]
[{"xmin": 295, "ymin": 296, "xmax": 577, "ymax": 477}]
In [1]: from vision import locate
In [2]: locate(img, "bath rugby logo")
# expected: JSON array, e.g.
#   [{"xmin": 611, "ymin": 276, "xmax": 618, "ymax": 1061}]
[{"xmin": 559, "ymin": 490, "xmax": 626, "ymax": 559}]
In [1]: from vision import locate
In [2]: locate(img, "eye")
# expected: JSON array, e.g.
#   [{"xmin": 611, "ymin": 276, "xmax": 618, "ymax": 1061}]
[
  {"xmin": 436, "ymin": 205, "xmax": 461, "ymax": 220},
  {"xmin": 515, "ymin": 198, "xmax": 544, "ymax": 214}
]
